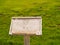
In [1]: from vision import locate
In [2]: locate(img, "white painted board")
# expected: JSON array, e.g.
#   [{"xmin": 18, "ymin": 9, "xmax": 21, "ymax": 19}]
[{"xmin": 9, "ymin": 17, "xmax": 42, "ymax": 35}]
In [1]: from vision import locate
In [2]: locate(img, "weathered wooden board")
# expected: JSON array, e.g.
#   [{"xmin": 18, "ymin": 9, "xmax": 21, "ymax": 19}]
[{"xmin": 9, "ymin": 17, "xmax": 42, "ymax": 35}]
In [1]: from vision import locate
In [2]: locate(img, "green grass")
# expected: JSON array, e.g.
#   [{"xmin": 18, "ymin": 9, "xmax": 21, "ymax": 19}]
[{"xmin": 0, "ymin": 0, "xmax": 60, "ymax": 45}]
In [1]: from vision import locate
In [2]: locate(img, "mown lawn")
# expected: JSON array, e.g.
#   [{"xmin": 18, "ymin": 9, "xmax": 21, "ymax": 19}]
[{"xmin": 0, "ymin": 0, "xmax": 60, "ymax": 45}]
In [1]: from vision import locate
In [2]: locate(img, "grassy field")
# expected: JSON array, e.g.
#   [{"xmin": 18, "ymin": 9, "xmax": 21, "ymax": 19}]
[{"xmin": 0, "ymin": 0, "xmax": 60, "ymax": 45}]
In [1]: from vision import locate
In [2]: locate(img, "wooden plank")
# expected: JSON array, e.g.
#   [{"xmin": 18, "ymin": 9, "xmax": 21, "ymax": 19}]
[{"xmin": 12, "ymin": 17, "xmax": 42, "ymax": 19}]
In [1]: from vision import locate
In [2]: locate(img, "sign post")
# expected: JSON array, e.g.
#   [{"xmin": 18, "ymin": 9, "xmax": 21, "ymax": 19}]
[
  {"xmin": 9, "ymin": 17, "xmax": 42, "ymax": 45},
  {"xmin": 24, "ymin": 35, "xmax": 30, "ymax": 45}
]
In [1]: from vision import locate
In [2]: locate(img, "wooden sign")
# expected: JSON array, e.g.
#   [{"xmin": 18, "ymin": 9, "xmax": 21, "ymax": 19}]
[{"xmin": 9, "ymin": 17, "xmax": 42, "ymax": 35}]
